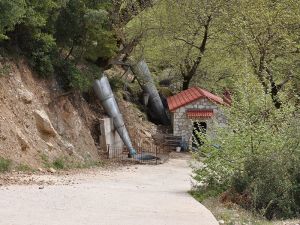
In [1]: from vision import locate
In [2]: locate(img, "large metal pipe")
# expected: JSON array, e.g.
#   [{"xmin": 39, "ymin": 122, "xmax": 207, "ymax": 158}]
[
  {"xmin": 130, "ymin": 59, "xmax": 170, "ymax": 125},
  {"xmin": 93, "ymin": 75, "xmax": 136, "ymax": 156}
]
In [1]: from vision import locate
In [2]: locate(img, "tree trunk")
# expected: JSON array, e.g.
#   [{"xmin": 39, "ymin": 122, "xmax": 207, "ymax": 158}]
[
  {"xmin": 180, "ymin": 16, "xmax": 211, "ymax": 90},
  {"xmin": 271, "ymin": 89, "xmax": 282, "ymax": 109},
  {"xmin": 65, "ymin": 45, "xmax": 74, "ymax": 60},
  {"xmin": 182, "ymin": 75, "xmax": 193, "ymax": 90},
  {"xmin": 266, "ymin": 67, "xmax": 283, "ymax": 109}
]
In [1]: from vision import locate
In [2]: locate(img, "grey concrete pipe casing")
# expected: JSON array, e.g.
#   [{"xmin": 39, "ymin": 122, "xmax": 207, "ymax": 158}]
[
  {"xmin": 131, "ymin": 59, "xmax": 170, "ymax": 125},
  {"xmin": 93, "ymin": 76, "xmax": 136, "ymax": 156}
]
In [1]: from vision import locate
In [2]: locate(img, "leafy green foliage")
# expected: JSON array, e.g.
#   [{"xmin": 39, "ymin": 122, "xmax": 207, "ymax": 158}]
[
  {"xmin": 55, "ymin": 0, "xmax": 117, "ymax": 61},
  {"xmin": 55, "ymin": 0, "xmax": 86, "ymax": 48},
  {"xmin": 193, "ymin": 74, "xmax": 300, "ymax": 219},
  {"xmin": 0, "ymin": 62, "xmax": 12, "ymax": 77},
  {"xmin": 0, "ymin": 157, "xmax": 12, "ymax": 172},
  {"xmin": 16, "ymin": 163, "xmax": 33, "ymax": 172},
  {"xmin": 223, "ymin": 0, "xmax": 300, "ymax": 108},
  {"xmin": 0, "ymin": 0, "xmax": 117, "ymax": 89},
  {"xmin": 54, "ymin": 59, "xmax": 99, "ymax": 91},
  {"xmin": 52, "ymin": 158, "xmax": 65, "ymax": 170},
  {"xmin": 29, "ymin": 33, "xmax": 57, "ymax": 76},
  {"xmin": 83, "ymin": 8, "xmax": 117, "ymax": 60},
  {"xmin": 0, "ymin": 0, "xmax": 26, "ymax": 40}
]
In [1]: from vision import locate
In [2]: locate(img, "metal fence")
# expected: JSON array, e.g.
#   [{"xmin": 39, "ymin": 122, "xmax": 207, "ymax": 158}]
[{"xmin": 106, "ymin": 141, "xmax": 169, "ymax": 164}]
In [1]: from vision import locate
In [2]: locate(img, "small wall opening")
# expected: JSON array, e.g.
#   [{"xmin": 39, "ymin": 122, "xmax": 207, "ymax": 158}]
[{"xmin": 192, "ymin": 122, "xmax": 207, "ymax": 149}]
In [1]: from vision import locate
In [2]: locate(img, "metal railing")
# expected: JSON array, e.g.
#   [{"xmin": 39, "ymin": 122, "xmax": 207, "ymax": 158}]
[{"xmin": 107, "ymin": 144, "xmax": 160, "ymax": 164}]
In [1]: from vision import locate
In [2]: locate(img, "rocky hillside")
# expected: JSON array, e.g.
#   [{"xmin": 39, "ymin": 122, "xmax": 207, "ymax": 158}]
[
  {"xmin": 0, "ymin": 58, "xmax": 158, "ymax": 170},
  {"xmin": 0, "ymin": 58, "xmax": 102, "ymax": 169}
]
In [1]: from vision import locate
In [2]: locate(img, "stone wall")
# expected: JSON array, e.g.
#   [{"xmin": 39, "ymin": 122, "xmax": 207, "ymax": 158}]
[{"xmin": 171, "ymin": 98, "xmax": 226, "ymax": 147}]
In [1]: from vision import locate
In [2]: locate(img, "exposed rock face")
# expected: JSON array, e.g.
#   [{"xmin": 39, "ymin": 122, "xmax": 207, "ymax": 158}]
[
  {"xmin": 0, "ymin": 59, "xmax": 158, "ymax": 168},
  {"xmin": 59, "ymin": 140, "xmax": 75, "ymax": 156},
  {"xmin": 0, "ymin": 59, "xmax": 100, "ymax": 168},
  {"xmin": 16, "ymin": 129, "xmax": 30, "ymax": 151},
  {"xmin": 33, "ymin": 110, "xmax": 57, "ymax": 137},
  {"xmin": 48, "ymin": 168, "xmax": 56, "ymax": 173},
  {"xmin": 17, "ymin": 88, "xmax": 34, "ymax": 104}
]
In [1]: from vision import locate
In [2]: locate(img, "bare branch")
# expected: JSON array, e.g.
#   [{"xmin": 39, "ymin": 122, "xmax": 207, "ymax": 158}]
[
  {"xmin": 173, "ymin": 37, "xmax": 200, "ymax": 50},
  {"xmin": 111, "ymin": 0, "xmax": 156, "ymax": 27}
]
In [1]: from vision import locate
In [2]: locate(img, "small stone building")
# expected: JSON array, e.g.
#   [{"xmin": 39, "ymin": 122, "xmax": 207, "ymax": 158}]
[{"xmin": 167, "ymin": 87, "xmax": 230, "ymax": 148}]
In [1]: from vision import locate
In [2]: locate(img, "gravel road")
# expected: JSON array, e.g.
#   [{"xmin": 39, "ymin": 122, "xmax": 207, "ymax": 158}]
[{"xmin": 0, "ymin": 154, "xmax": 218, "ymax": 225}]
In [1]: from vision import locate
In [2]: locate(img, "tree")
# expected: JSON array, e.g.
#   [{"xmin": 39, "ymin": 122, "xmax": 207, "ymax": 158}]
[
  {"xmin": 109, "ymin": 0, "xmax": 156, "ymax": 62},
  {"xmin": 0, "ymin": 0, "xmax": 26, "ymax": 40},
  {"xmin": 55, "ymin": 0, "xmax": 86, "ymax": 59},
  {"xmin": 125, "ymin": 0, "xmax": 232, "ymax": 90},
  {"xmin": 193, "ymin": 72, "xmax": 300, "ymax": 219},
  {"xmin": 226, "ymin": 0, "xmax": 300, "ymax": 108},
  {"xmin": 55, "ymin": 0, "xmax": 117, "ymax": 62}
]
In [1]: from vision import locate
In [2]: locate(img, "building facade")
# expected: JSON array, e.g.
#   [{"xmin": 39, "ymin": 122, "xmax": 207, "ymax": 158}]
[{"xmin": 167, "ymin": 87, "xmax": 229, "ymax": 149}]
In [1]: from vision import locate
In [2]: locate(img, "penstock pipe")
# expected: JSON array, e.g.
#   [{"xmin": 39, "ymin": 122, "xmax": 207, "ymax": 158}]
[{"xmin": 93, "ymin": 75, "xmax": 136, "ymax": 156}]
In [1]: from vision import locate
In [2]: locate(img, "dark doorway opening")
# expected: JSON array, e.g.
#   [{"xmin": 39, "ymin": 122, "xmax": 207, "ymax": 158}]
[{"xmin": 192, "ymin": 122, "xmax": 207, "ymax": 149}]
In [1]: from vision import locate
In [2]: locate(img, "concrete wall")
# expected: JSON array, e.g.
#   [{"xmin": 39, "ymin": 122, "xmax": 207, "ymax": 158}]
[
  {"xmin": 99, "ymin": 117, "xmax": 124, "ymax": 158},
  {"xmin": 171, "ymin": 98, "xmax": 226, "ymax": 147}
]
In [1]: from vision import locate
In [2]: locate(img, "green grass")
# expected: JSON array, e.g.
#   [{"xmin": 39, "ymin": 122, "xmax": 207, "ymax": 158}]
[
  {"xmin": 40, "ymin": 153, "xmax": 51, "ymax": 168},
  {"xmin": 77, "ymin": 160, "xmax": 104, "ymax": 169},
  {"xmin": 52, "ymin": 158, "xmax": 65, "ymax": 170},
  {"xmin": 190, "ymin": 192, "xmax": 299, "ymax": 225},
  {"xmin": 16, "ymin": 163, "xmax": 34, "ymax": 172},
  {"xmin": 0, "ymin": 63, "xmax": 12, "ymax": 77},
  {"xmin": 40, "ymin": 153, "xmax": 104, "ymax": 170},
  {"xmin": 190, "ymin": 188, "xmax": 223, "ymax": 202},
  {"xmin": 0, "ymin": 157, "xmax": 12, "ymax": 172}
]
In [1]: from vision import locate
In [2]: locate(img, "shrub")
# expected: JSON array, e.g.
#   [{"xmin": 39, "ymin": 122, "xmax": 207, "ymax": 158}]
[
  {"xmin": 236, "ymin": 154, "xmax": 300, "ymax": 219},
  {"xmin": 29, "ymin": 33, "xmax": 56, "ymax": 77},
  {"xmin": 193, "ymin": 75, "xmax": 300, "ymax": 219},
  {"xmin": 52, "ymin": 158, "xmax": 65, "ymax": 170},
  {"xmin": 16, "ymin": 163, "xmax": 33, "ymax": 172},
  {"xmin": 0, "ymin": 63, "xmax": 11, "ymax": 77},
  {"xmin": 0, "ymin": 157, "xmax": 11, "ymax": 172},
  {"xmin": 54, "ymin": 59, "xmax": 98, "ymax": 91},
  {"xmin": 11, "ymin": 27, "xmax": 57, "ymax": 77},
  {"xmin": 0, "ymin": 0, "xmax": 26, "ymax": 40}
]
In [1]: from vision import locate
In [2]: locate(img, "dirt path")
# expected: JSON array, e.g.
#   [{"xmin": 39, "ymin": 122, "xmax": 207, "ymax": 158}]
[{"xmin": 0, "ymin": 154, "xmax": 218, "ymax": 225}]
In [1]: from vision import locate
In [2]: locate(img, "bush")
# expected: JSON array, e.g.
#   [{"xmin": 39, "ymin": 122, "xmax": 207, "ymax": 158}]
[
  {"xmin": 29, "ymin": 33, "xmax": 56, "ymax": 77},
  {"xmin": 236, "ymin": 154, "xmax": 300, "ymax": 219},
  {"xmin": 54, "ymin": 59, "xmax": 98, "ymax": 91},
  {"xmin": 11, "ymin": 27, "xmax": 57, "ymax": 77},
  {"xmin": 52, "ymin": 158, "xmax": 65, "ymax": 170},
  {"xmin": 16, "ymin": 163, "xmax": 33, "ymax": 172},
  {"xmin": 0, "ymin": 62, "xmax": 11, "ymax": 77},
  {"xmin": 0, "ymin": 157, "xmax": 11, "ymax": 172},
  {"xmin": 193, "ymin": 75, "xmax": 300, "ymax": 219}
]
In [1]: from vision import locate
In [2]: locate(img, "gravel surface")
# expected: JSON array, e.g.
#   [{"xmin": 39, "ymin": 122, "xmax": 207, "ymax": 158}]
[{"xmin": 0, "ymin": 154, "xmax": 218, "ymax": 225}]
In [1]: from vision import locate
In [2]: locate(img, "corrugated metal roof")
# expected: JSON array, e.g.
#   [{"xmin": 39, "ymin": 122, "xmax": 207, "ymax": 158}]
[
  {"xmin": 186, "ymin": 110, "xmax": 214, "ymax": 119},
  {"xmin": 167, "ymin": 87, "xmax": 224, "ymax": 111}
]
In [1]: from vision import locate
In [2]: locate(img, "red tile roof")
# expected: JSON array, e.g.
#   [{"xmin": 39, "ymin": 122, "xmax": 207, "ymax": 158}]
[
  {"xmin": 187, "ymin": 110, "xmax": 214, "ymax": 119},
  {"xmin": 167, "ymin": 87, "xmax": 224, "ymax": 111}
]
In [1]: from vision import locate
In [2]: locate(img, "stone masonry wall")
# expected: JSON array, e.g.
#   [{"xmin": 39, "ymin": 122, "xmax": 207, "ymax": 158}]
[{"xmin": 171, "ymin": 98, "xmax": 226, "ymax": 147}]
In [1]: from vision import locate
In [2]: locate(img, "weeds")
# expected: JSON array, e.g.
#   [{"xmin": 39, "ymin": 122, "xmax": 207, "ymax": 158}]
[
  {"xmin": 40, "ymin": 153, "xmax": 103, "ymax": 171},
  {"xmin": 52, "ymin": 158, "xmax": 65, "ymax": 170},
  {"xmin": 0, "ymin": 157, "xmax": 12, "ymax": 172},
  {"xmin": 0, "ymin": 63, "xmax": 11, "ymax": 77},
  {"xmin": 16, "ymin": 163, "xmax": 34, "ymax": 172}
]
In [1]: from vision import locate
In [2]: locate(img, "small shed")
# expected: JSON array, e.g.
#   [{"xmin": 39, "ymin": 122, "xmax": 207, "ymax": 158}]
[{"xmin": 167, "ymin": 87, "xmax": 230, "ymax": 149}]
